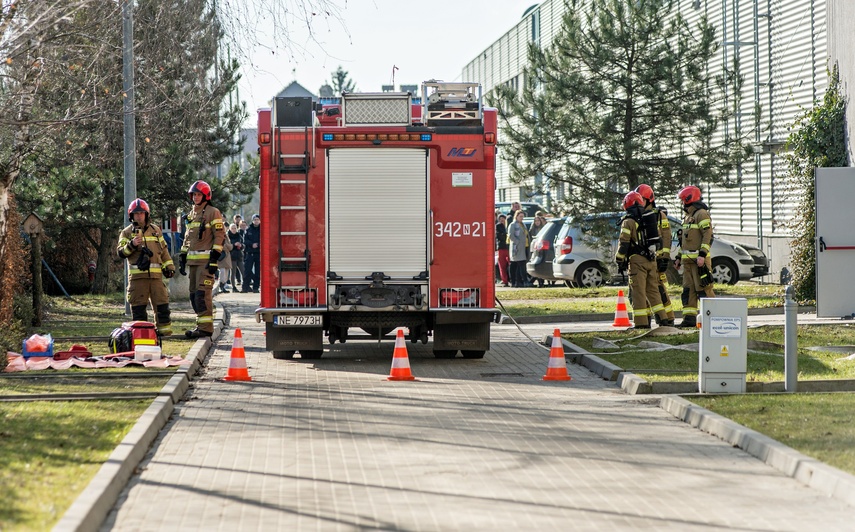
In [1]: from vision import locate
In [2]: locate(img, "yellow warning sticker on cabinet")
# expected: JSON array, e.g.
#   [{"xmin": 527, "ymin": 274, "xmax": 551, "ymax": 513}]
[{"xmin": 720, "ymin": 345, "xmax": 729, "ymax": 357}]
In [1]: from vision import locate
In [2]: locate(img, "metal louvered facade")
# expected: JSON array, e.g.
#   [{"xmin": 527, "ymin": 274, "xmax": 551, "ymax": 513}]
[
  {"xmin": 461, "ymin": 0, "xmax": 828, "ymax": 280},
  {"xmin": 327, "ymin": 148, "xmax": 428, "ymax": 279}
]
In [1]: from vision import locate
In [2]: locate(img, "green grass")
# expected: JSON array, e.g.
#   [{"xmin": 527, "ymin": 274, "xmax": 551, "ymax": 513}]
[
  {"xmin": 0, "ymin": 375, "xmax": 171, "ymax": 395},
  {"xmin": 498, "ymin": 283, "xmax": 787, "ymax": 316},
  {"xmin": 0, "ymin": 400, "xmax": 150, "ymax": 531},
  {"xmin": 0, "ymin": 295, "xmax": 193, "ymax": 530},
  {"xmin": 689, "ymin": 394, "xmax": 855, "ymax": 476},
  {"xmin": 565, "ymin": 325, "xmax": 855, "ymax": 382}
]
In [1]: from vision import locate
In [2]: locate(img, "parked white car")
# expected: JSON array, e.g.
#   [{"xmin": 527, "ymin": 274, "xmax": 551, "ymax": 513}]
[{"xmin": 552, "ymin": 213, "xmax": 770, "ymax": 288}]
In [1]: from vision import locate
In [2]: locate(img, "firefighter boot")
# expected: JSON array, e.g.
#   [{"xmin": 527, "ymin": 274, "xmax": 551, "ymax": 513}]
[
  {"xmin": 185, "ymin": 328, "xmax": 213, "ymax": 339},
  {"xmin": 156, "ymin": 303, "xmax": 172, "ymax": 337},
  {"xmin": 677, "ymin": 315, "xmax": 697, "ymax": 328},
  {"xmin": 131, "ymin": 304, "xmax": 148, "ymax": 322}
]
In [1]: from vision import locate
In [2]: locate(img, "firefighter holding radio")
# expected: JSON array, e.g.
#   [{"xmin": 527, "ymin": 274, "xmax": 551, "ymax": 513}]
[
  {"xmin": 117, "ymin": 198, "xmax": 175, "ymax": 336},
  {"xmin": 179, "ymin": 180, "xmax": 226, "ymax": 338}
]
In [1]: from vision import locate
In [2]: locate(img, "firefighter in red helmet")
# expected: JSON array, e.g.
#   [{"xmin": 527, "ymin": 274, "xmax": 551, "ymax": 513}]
[
  {"xmin": 635, "ymin": 183, "xmax": 675, "ymax": 326},
  {"xmin": 179, "ymin": 180, "xmax": 226, "ymax": 338},
  {"xmin": 615, "ymin": 191, "xmax": 670, "ymax": 328},
  {"xmin": 674, "ymin": 185, "xmax": 715, "ymax": 327},
  {"xmin": 117, "ymin": 198, "xmax": 175, "ymax": 336}
]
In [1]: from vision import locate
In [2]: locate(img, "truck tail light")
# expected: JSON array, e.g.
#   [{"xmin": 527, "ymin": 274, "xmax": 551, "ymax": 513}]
[
  {"xmin": 439, "ymin": 288, "xmax": 479, "ymax": 308},
  {"xmin": 559, "ymin": 236, "xmax": 573, "ymax": 254},
  {"xmin": 278, "ymin": 288, "xmax": 317, "ymax": 307},
  {"xmin": 259, "ymin": 132, "xmax": 271, "ymax": 144}
]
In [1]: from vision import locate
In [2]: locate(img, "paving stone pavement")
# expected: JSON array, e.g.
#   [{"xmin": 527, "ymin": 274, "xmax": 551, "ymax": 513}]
[{"xmin": 101, "ymin": 295, "xmax": 853, "ymax": 531}]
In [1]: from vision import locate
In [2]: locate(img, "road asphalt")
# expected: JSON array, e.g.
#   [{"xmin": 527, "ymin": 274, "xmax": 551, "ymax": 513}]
[{"xmin": 54, "ymin": 292, "xmax": 855, "ymax": 531}]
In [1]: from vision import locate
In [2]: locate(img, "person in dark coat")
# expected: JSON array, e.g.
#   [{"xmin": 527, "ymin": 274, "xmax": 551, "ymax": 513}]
[
  {"xmin": 242, "ymin": 214, "xmax": 261, "ymax": 293},
  {"xmin": 228, "ymin": 223, "xmax": 245, "ymax": 289}
]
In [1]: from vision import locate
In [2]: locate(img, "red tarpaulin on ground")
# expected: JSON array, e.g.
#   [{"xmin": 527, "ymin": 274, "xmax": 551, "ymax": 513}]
[{"xmin": 3, "ymin": 353, "xmax": 192, "ymax": 372}]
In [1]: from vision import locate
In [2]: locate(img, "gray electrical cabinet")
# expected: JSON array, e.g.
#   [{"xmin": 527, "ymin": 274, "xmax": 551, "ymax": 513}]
[{"xmin": 699, "ymin": 298, "xmax": 748, "ymax": 393}]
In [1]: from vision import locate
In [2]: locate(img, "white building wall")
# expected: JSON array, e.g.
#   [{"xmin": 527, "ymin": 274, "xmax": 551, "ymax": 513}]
[
  {"xmin": 461, "ymin": 0, "xmax": 829, "ymax": 282},
  {"xmin": 827, "ymin": 0, "xmax": 855, "ymax": 165}
]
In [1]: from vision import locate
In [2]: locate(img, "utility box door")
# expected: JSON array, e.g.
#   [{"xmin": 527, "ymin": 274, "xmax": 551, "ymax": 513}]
[
  {"xmin": 816, "ymin": 167, "xmax": 855, "ymax": 317},
  {"xmin": 699, "ymin": 298, "xmax": 747, "ymax": 393}
]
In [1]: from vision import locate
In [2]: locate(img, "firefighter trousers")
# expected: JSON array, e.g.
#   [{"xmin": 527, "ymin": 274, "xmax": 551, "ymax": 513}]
[
  {"xmin": 628, "ymin": 255, "xmax": 668, "ymax": 327},
  {"xmin": 188, "ymin": 265, "xmax": 216, "ymax": 333},
  {"xmin": 681, "ymin": 261, "xmax": 715, "ymax": 318},
  {"xmin": 658, "ymin": 271, "xmax": 675, "ymax": 321},
  {"xmin": 127, "ymin": 277, "xmax": 172, "ymax": 335}
]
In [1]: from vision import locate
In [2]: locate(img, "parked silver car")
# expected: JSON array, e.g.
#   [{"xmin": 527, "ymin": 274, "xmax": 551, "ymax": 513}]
[{"xmin": 552, "ymin": 213, "xmax": 770, "ymax": 288}]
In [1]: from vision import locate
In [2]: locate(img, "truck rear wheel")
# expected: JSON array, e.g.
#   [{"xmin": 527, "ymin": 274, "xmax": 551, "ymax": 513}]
[
  {"xmin": 461, "ymin": 350, "xmax": 486, "ymax": 359},
  {"xmin": 273, "ymin": 350, "xmax": 296, "ymax": 360},
  {"xmin": 433, "ymin": 350, "xmax": 458, "ymax": 359}
]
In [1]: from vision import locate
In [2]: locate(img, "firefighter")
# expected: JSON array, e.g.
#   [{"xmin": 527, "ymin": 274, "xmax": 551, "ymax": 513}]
[
  {"xmin": 674, "ymin": 185, "xmax": 715, "ymax": 328},
  {"xmin": 615, "ymin": 191, "xmax": 670, "ymax": 329},
  {"xmin": 117, "ymin": 198, "xmax": 175, "ymax": 336},
  {"xmin": 636, "ymin": 183, "xmax": 675, "ymax": 325},
  {"xmin": 179, "ymin": 180, "xmax": 226, "ymax": 338}
]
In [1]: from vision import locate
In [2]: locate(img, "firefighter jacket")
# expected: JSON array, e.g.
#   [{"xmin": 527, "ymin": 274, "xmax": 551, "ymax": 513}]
[
  {"xmin": 615, "ymin": 216, "xmax": 651, "ymax": 262},
  {"xmin": 679, "ymin": 203, "xmax": 713, "ymax": 260},
  {"xmin": 647, "ymin": 205, "xmax": 672, "ymax": 259},
  {"xmin": 181, "ymin": 203, "xmax": 226, "ymax": 266},
  {"xmin": 117, "ymin": 223, "xmax": 175, "ymax": 279}
]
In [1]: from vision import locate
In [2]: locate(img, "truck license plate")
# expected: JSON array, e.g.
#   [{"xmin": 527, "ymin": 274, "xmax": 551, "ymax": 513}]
[{"xmin": 275, "ymin": 315, "xmax": 322, "ymax": 327}]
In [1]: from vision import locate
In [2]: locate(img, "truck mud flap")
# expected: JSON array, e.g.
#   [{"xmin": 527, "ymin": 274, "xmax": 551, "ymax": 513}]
[
  {"xmin": 433, "ymin": 322, "xmax": 490, "ymax": 352},
  {"xmin": 265, "ymin": 323, "xmax": 323, "ymax": 352}
]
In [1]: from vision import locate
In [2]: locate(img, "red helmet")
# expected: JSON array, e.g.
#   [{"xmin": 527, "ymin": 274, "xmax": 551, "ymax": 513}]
[
  {"xmin": 188, "ymin": 180, "xmax": 212, "ymax": 201},
  {"xmin": 623, "ymin": 191, "xmax": 644, "ymax": 210},
  {"xmin": 127, "ymin": 198, "xmax": 150, "ymax": 221},
  {"xmin": 677, "ymin": 185, "xmax": 702, "ymax": 205},
  {"xmin": 635, "ymin": 184, "xmax": 654, "ymax": 203}
]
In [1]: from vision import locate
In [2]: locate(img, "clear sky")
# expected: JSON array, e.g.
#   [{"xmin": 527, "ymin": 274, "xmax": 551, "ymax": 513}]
[{"xmin": 236, "ymin": 0, "xmax": 539, "ymax": 125}]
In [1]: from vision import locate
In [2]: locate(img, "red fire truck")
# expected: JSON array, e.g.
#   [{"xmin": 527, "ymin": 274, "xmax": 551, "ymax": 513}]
[{"xmin": 255, "ymin": 81, "xmax": 499, "ymax": 359}]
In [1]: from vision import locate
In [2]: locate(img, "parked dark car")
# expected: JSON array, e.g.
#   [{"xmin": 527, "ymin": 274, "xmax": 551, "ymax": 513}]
[{"xmin": 526, "ymin": 217, "xmax": 567, "ymax": 284}]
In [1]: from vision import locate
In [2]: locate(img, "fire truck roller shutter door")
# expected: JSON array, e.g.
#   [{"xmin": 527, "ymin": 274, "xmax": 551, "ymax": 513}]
[{"xmin": 327, "ymin": 148, "xmax": 428, "ymax": 278}]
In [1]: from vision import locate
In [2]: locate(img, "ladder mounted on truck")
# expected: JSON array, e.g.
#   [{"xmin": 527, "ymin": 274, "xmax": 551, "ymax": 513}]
[
  {"xmin": 272, "ymin": 97, "xmax": 314, "ymax": 279},
  {"xmin": 422, "ymin": 81, "xmax": 482, "ymax": 127}
]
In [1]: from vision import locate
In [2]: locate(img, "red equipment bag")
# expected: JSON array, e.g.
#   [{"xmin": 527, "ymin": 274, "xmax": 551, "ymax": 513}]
[{"xmin": 108, "ymin": 321, "xmax": 160, "ymax": 354}]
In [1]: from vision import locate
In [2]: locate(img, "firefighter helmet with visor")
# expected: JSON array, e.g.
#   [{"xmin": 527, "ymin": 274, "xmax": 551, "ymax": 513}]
[
  {"xmin": 188, "ymin": 180, "xmax": 212, "ymax": 202},
  {"xmin": 127, "ymin": 198, "xmax": 150, "ymax": 222},
  {"xmin": 623, "ymin": 191, "xmax": 644, "ymax": 211},
  {"xmin": 677, "ymin": 185, "xmax": 702, "ymax": 205},
  {"xmin": 635, "ymin": 184, "xmax": 655, "ymax": 204}
]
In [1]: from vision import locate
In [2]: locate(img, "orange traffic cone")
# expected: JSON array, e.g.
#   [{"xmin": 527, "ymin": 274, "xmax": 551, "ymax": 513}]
[
  {"xmin": 543, "ymin": 328, "xmax": 572, "ymax": 381},
  {"xmin": 612, "ymin": 289, "xmax": 632, "ymax": 328},
  {"xmin": 387, "ymin": 329, "xmax": 416, "ymax": 381},
  {"xmin": 223, "ymin": 328, "xmax": 252, "ymax": 382}
]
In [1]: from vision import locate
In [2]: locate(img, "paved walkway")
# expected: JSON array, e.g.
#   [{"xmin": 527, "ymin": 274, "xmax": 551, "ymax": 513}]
[{"xmin": 100, "ymin": 293, "xmax": 853, "ymax": 531}]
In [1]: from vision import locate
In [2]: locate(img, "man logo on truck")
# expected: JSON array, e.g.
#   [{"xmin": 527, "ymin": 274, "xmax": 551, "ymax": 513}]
[{"xmin": 447, "ymin": 147, "xmax": 477, "ymax": 157}]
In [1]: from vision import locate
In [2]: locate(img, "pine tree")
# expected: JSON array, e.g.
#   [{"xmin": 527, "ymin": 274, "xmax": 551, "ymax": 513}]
[
  {"xmin": 492, "ymin": 0, "xmax": 750, "ymax": 215},
  {"xmin": 331, "ymin": 66, "xmax": 357, "ymax": 96}
]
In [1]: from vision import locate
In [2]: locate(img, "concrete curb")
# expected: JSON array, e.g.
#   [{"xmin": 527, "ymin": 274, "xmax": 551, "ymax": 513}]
[
  {"xmin": 660, "ymin": 395, "xmax": 855, "ymax": 508},
  {"xmin": 54, "ymin": 304, "xmax": 228, "ymax": 532}
]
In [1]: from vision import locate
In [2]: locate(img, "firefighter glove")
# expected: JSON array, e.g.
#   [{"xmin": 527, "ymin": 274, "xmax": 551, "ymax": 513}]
[
  {"xmin": 617, "ymin": 260, "xmax": 627, "ymax": 275},
  {"xmin": 178, "ymin": 253, "xmax": 187, "ymax": 276},
  {"xmin": 163, "ymin": 268, "xmax": 175, "ymax": 278},
  {"xmin": 657, "ymin": 258, "xmax": 670, "ymax": 273},
  {"xmin": 699, "ymin": 264, "xmax": 713, "ymax": 287},
  {"xmin": 207, "ymin": 262, "xmax": 218, "ymax": 275}
]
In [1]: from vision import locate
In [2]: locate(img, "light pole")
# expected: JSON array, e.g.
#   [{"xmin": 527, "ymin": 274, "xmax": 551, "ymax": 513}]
[{"xmin": 122, "ymin": 0, "xmax": 137, "ymax": 314}]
